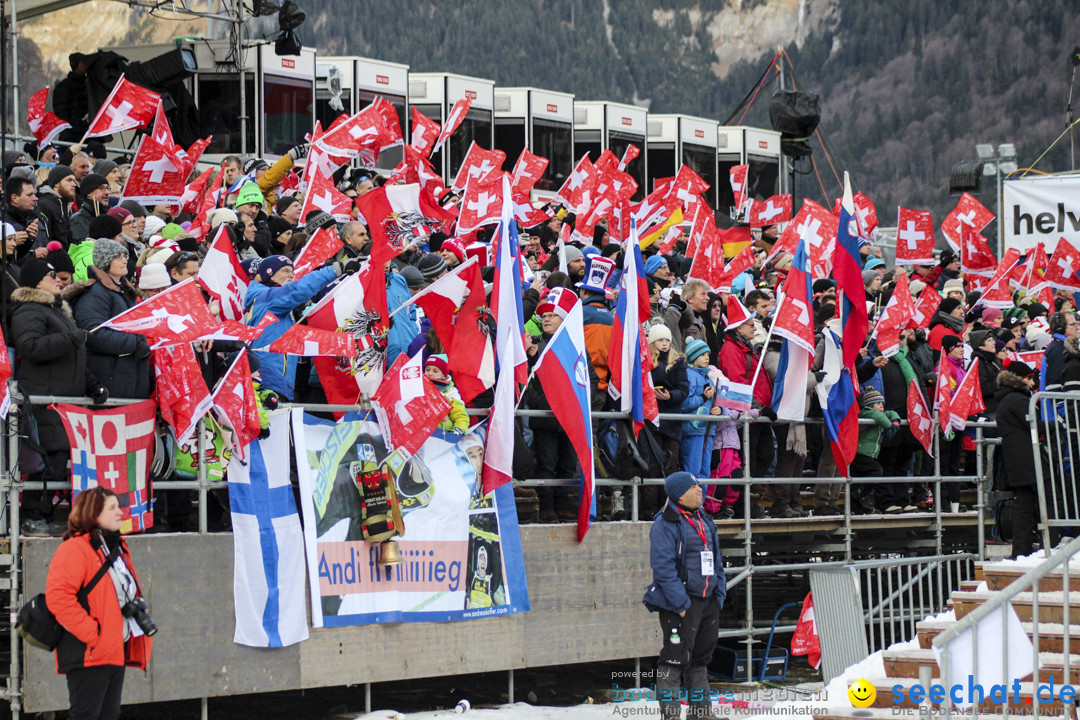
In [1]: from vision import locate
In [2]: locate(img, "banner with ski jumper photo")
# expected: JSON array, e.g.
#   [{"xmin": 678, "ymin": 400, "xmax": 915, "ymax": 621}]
[{"xmin": 292, "ymin": 410, "xmax": 529, "ymax": 627}]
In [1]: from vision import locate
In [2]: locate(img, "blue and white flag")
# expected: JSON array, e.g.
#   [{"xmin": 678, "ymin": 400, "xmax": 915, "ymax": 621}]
[{"xmin": 230, "ymin": 411, "xmax": 309, "ymax": 648}]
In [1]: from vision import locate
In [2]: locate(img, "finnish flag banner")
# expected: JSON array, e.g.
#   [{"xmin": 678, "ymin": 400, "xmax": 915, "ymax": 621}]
[{"xmin": 230, "ymin": 411, "xmax": 309, "ymax": 648}]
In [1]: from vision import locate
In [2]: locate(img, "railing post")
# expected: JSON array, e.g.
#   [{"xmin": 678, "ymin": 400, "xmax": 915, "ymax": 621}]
[
  {"xmin": 741, "ymin": 415, "xmax": 753, "ymax": 683},
  {"xmin": 933, "ymin": 412, "xmax": 943, "ymax": 601},
  {"xmin": 975, "ymin": 426, "xmax": 985, "ymax": 563},
  {"xmin": 197, "ymin": 416, "xmax": 208, "ymax": 535},
  {"xmin": 631, "ymin": 476, "xmax": 639, "ymax": 522},
  {"xmin": 6, "ymin": 405, "xmax": 21, "ymax": 720}
]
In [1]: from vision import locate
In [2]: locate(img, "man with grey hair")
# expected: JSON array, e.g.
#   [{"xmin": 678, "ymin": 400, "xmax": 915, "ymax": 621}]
[
  {"xmin": 69, "ymin": 151, "xmax": 92, "ymax": 182},
  {"xmin": 663, "ymin": 278, "xmax": 708, "ymax": 356},
  {"xmin": 334, "ymin": 221, "xmax": 370, "ymax": 263}
]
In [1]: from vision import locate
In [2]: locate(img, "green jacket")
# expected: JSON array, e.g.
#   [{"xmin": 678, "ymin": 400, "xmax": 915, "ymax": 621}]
[
  {"xmin": 856, "ymin": 407, "xmax": 901, "ymax": 459},
  {"xmin": 69, "ymin": 240, "xmax": 94, "ymax": 282}
]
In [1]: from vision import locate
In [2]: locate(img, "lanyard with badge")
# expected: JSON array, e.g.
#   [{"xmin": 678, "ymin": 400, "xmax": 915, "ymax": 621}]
[{"xmin": 678, "ymin": 508, "xmax": 714, "ymax": 577}]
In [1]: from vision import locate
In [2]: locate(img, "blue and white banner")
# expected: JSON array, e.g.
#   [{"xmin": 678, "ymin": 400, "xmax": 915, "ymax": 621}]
[
  {"xmin": 293, "ymin": 410, "xmax": 529, "ymax": 627},
  {"xmin": 230, "ymin": 411, "xmax": 310, "ymax": 648}
]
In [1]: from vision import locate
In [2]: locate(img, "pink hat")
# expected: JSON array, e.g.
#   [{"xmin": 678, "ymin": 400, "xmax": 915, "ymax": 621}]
[
  {"xmin": 725, "ymin": 295, "xmax": 755, "ymax": 331},
  {"xmin": 107, "ymin": 207, "xmax": 132, "ymax": 223},
  {"xmin": 981, "ymin": 307, "xmax": 1003, "ymax": 324},
  {"xmin": 536, "ymin": 287, "xmax": 578, "ymax": 320},
  {"xmin": 424, "ymin": 354, "xmax": 450, "ymax": 377}
]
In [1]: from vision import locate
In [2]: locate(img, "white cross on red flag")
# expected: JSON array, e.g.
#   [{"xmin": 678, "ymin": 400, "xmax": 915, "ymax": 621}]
[
  {"xmin": 687, "ymin": 219, "xmax": 725, "ymax": 290},
  {"xmin": 450, "ymin": 142, "xmax": 506, "ymax": 193},
  {"xmin": 948, "ymin": 359, "xmax": 986, "ymax": 431},
  {"xmin": 747, "ymin": 194, "xmax": 793, "ymax": 227},
  {"xmin": 911, "ymin": 284, "xmax": 942, "ymax": 330},
  {"xmin": 197, "ymin": 225, "xmax": 248, "ymax": 321},
  {"xmin": 95, "ymin": 277, "xmax": 221, "ymax": 344},
  {"xmin": 556, "ymin": 153, "xmax": 599, "ymax": 213},
  {"xmin": 85, "ymin": 75, "xmax": 160, "ymax": 138},
  {"xmin": 941, "ymin": 192, "xmax": 994, "ymax": 251},
  {"xmin": 619, "ymin": 143, "xmax": 641, "ymax": 170},
  {"xmin": 668, "ymin": 165, "xmax": 710, "ymax": 209},
  {"xmin": 458, "ymin": 170, "xmax": 505, "ymax": 233},
  {"xmin": 875, "ymin": 273, "xmax": 917, "ymax": 357},
  {"xmin": 153, "ymin": 341, "xmax": 212, "ymax": 444},
  {"xmin": 511, "ymin": 148, "xmax": 550, "ymax": 194},
  {"xmin": 187, "ymin": 159, "xmax": 224, "ymax": 241},
  {"xmin": 717, "ymin": 241, "xmax": 756, "ymax": 294},
  {"xmin": 292, "ymin": 227, "xmax": 344, "ymax": 279},
  {"xmin": 298, "ymin": 164, "xmax": 353, "ymax": 224},
  {"xmin": 980, "ymin": 248, "xmax": 1023, "ymax": 308},
  {"xmin": 432, "ymin": 96, "xmax": 474, "ymax": 155},
  {"xmin": 121, "ymin": 133, "xmax": 187, "ymax": 207},
  {"xmin": 27, "ymin": 88, "xmax": 70, "ymax": 146},
  {"xmin": 372, "ymin": 350, "xmax": 452, "ymax": 458},
  {"xmin": 267, "ymin": 323, "xmax": 358, "ymax": 358},
  {"xmin": 895, "ymin": 207, "xmax": 936, "ymax": 265},
  {"xmin": 960, "ymin": 224, "xmax": 998, "ymax": 277},
  {"xmin": 410, "ymin": 107, "xmax": 441, "ymax": 157},
  {"xmin": 729, "ymin": 164, "xmax": 749, "ymax": 216},
  {"xmin": 1041, "ymin": 238, "xmax": 1080, "ymax": 290},
  {"xmin": 210, "ymin": 350, "xmax": 262, "ymax": 460},
  {"xmin": 907, "ymin": 379, "xmax": 935, "ymax": 456}
]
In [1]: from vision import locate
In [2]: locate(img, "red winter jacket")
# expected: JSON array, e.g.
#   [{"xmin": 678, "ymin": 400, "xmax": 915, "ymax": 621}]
[
  {"xmin": 719, "ymin": 333, "xmax": 772, "ymax": 408},
  {"xmin": 45, "ymin": 532, "xmax": 152, "ymax": 673}
]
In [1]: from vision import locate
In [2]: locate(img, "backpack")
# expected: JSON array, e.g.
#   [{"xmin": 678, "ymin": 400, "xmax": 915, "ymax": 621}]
[{"xmin": 18, "ymin": 551, "xmax": 117, "ymax": 651}]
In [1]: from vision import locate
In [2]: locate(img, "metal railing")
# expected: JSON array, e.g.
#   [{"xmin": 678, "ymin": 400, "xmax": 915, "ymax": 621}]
[
  {"xmin": 930, "ymin": 534, "xmax": 1080, "ymax": 718},
  {"xmin": 1030, "ymin": 391, "xmax": 1080, "ymax": 552}
]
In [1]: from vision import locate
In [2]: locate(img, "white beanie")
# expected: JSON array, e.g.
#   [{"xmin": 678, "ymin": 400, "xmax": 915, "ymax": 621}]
[
  {"xmin": 143, "ymin": 215, "xmax": 166, "ymax": 240},
  {"xmin": 139, "ymin": 263, "xmax": 171, "ymax": 290}
]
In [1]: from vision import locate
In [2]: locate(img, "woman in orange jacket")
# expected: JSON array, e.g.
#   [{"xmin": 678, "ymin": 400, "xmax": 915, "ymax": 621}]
[{"xmin": 45, "ymin": 487, "xmax": 153, "ymax": 720}]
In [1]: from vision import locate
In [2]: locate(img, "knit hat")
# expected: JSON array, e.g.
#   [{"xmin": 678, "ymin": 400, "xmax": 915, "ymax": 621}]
[
  {"xmin": 969, "ymin": 329, "xmax": 992, "ymax": 350},
  {"xmin": 424, "ymin": 354, "xmax": 450, "ymax": 378},
  {"xmin": 88, "ymin": 214, "xmax": 122, "ymax": 240},
  {"xmin": 664, "ymin": 471, "xmax": 699, "ymax": 503},
  {"xmin": 79, "ymin": 173, "xmax": 108, "ymax": 197},
  {"xmin": 685, "ymin": 338, "xmax": 710, "ymax": 364},
  {"xmin": 118, "ymin": 200, "xmax": 148, "ymax": 218},
  {"xmin": 441, "ymin": 237, "xmax": 466, "ymax": 262},
  {"xmin": 581, "ymin": 245, "xmax": 601, "ymax": 258},
  {"xmin": 234, "ymin": 181, "xmax": 264, "ymax": 208},
  {"xmin": 267, "ymin": 215, "xmax": 294, "ymax": 239},
  {"xmin": 20, "ymin": 258, "xmax": 55, "ymax": 290},
  {"xmin": 942, "ymin": 278, "xmax": 964, "ymax": 297},
  {"xmin": 563, "ymin": 246, "xmax": 583, "ymax": 264},
  {"xmin": 145, "ymin": 248, "xmax": 175, "ymax": 266},
  {"xmin": 812, "ymin": 279, "xmax": 836, "ymax": 294},
  {"xmin": 160, "ymin": 223, "xmax": 185, "ymax": 240},
  {"xmin": 207, "ymin": 208, "xmax": 239, "ymax": 230},
  {"xmin": 647, "ymin": 324, "xmax": 672, "ymax": 344},
  {"xmin": 1004, "ymin": 360, "xmax": 1037, "ymax": 379},
  {"xmin": 981, "ymin": 307, "xmax": 1003, "ymax": 325},
  {"xmin": 862, "ymin": 269, "xmax": 880, "ymax": 287},
  {"xmin": 860, "ymin": 388, "xmax": 885, "ymax": 408},
  {"xmin": 275, "ymin": 195, "xmax": 300, "ymax": 216},
  {"xmin": 644, "ymin": 254, "xmax": 668, "ymax": 276},
  {"xmin": 243, "ymin": 157, "xmax": 269, "ymax": 175},
  {"xmin": 46, "ymin": 165, "xmax": 74, "ymax": 188},
  {"xmin": 143, "ymin": 215, "xmax": 166, "ymax": 240},
  {"xmin": 240, "ymin": 257, "xmax": 260, "ymax": 280},
  {"xmin": 864, "ymin": 257, "xmax": 885, "ymax": 271},
  {"xmin": 92, "ymin": 237, "xmax": 127, "ymax": 271},
  {"xmin": 259, "ymin": 255, "xmax": 292, "ymax": 281},
  {"xmin": 909, "ymin": 279, "xmax": 927, "ymax": 297},
  {"xmin": 106, "ymin": 207, "xmax": 132, "ymax": 224},
  {"xmin": 400, "ymin": 265, "xmax": 425, "ymax": 290},
  {"xmin": 939, "ymin": 250, "xmax": 957, "ymax": 267},
  {"xmin": 937, "ymin": 297, "xmax": 962, "ymax": 316},
  {"xmin": 139, "ymin": 263, "xmax": 170, "ymax": 290},
  {"xmin": 418, "ymin": 253, "xmax": 448, "ymax": 281},
  {"xmin": 94, "ymin": 159, "xmax": 118, "ymax": 180},
  {"xmin": 304, "ymin": 209, "xmax": 336, "ymax": 233},
  {"xmin": 941, "ymin": 335, "xmax": 963, "ymax": 354},
  {"xmin": 1026, "ymin": 302, "xmax": 1049, "ymax": 320},
  {"xmin": 44, "ymin": 241, "xmax": 75, "ymax": 274}
]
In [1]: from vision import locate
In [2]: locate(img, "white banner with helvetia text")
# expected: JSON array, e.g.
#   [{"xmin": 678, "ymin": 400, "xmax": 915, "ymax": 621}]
[
  {"xmin": 292, "ymin": 410, "xmax": 529, "ymax": 628},
  {"xmin": 1003, "ymin": 174, "xmax": 1080, "ymax": 253}
]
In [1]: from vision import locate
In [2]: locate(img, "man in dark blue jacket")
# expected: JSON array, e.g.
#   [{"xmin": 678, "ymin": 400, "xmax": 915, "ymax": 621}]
[{"xmin": 643, "ymin": 471, "xmax": 726, "ymax": 719}]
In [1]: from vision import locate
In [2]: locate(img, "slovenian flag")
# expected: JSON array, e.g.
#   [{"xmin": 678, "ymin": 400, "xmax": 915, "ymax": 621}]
[
  {"xmin": 534, "ymin": 299, "xmax": 596, "ymax": 542},
  {"xmin": 815, "ymin": 326, "xmax": 859, "ymax": 477},
  {"xmin": 772, "ymin": 237, "xmax": 816, "ymax": 421},
  {"xmin": 835, "ymin": 173, "xmax": 869, "ymax": 371}
]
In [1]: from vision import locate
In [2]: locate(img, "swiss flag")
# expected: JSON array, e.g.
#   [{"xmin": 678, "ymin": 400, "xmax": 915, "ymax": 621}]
[
  {"xmin": 26, "ymin": 88, "xmax": 70, "ymax": 146},
  {"xmin": 198, "ymin": 225, "xmax": 248, "ymax": 321},
  {"xmin": 773, "ymin": 200, "xmax": 838, "ymax": 277},
  {"xmin": 959, "ymin": 224, "xmax": 997, "ymax": 277},
  {"xmin": 410, "ymin": 107, "xmax": 441, "ymax": 157},
  {"xmin": 729, "ymin": 164, "xmax": 749, "ymax": 215},
  {"xmin": 853, "ymin": 192, "xmax": 879, "ymax": 238},
  {"xmin": 895, "ymin": 207, "xmax": 936, "ymax": 265},
  {"xmin": 688, "ymin": 220, "xmax": 725, "ymax": 290},
  {"xmin": 182, "ymin": 136, "xmax": 212, "ymax": 177},
  {"xmin": 907, "ymin": 379, "xmax": 935, "ymax": 456},
  {"xmin": 458, "ymin": 171, "xmax": 505, "ymax": 233},
  {"xmin": 372, "ymin": 350, "xmax": 452, "ymax": 458},
  {"xmin": 1041, "ymin": 238, "xmax": 1080, "ymax": 290},
  {"xmin": 772, "ymin": 244, "xmax": 816, "ymax": 353},
  {"xmin": 619, "ymin": 143, "xmax": 641, "ymax": 170},
  {"xmin": 188, "ymin": 161, "xmax": 224, "ymax": 241},
  {"xmin": 876, "ymin": 273, "xmax": 917, "ymax": 357},
  {"xmin": 85, "ymin": 75, "xmax": 160, "ymax": 138},
  {"xmin": 266, "ymin": 323, "xmax": 357, "ymax": 357},
  {"xmin": 511, "ymin": 148, "xmax": 549, "ymax": 194},
  {"xmin": 668, "ymin": 164, "xmax": 710, "ymax": 209},
  {"xmin": 95, "ymin": 277, "xmax": 221, "ymax": 344},
  {"xmin": 556, "ymin": 153, "xmax": 599, "ymax": 213},
  {"xmin": 513, "ymin": 191, "xmax": 552, "ymax": 229},
  {"xmin": 1017, "ymin": 241, "xmax": 1049, "ymax": 292},
  {"xmin": 941, "ymin": 192, "xmax": 994, "ymax": 251},
  {"xmin": 949, "ymin": 358, "xmax": 986, "ymax": 431},
  {"xmin": 934, "ymin": 355, "xmax": 954, "ymax": 434},
  {"xmin": 432, "ymin": 96, "xmax": 473, "ymax": 155},
  {"xmin": 316, "ymin": 98, "xmax": 400, "ymax": 166},
  {"xmin": 210, "ymin": 350, "xmax": 262, "ymax": 459},
  {"xmin": 356, "ymin": 183, "xmax": 457, "ymax": 260},
  {"xmin": 633, "ymin": 181, "xmax": 679, "ymax": 229},
  {"xmin": 747, "ymin": 194, "xmax": 793, "ymax": 227},
  {"xmin": 298, "ymin": 164, "xmax": 353, "ymax": 225},
  {"xmin": 153, "ymin": 342, "xmax": 212, "ymax": 444},
  {"xmin": 180, "ymin": 166, "xmax": 214, "ymax": 215},
  {"xmin": 151, "ymin": 100, "xmax": 179, "ymax": 156},
  {"xmin": 911, "ymin": 284, "xmax": 942, "ymax": 330},
  {"xmin": 450, "ymin": 142, "xmax": 506, "ymax": 193},
  {"xmin": 980, "ymin": 248, "xmax": 1023, "ymax": 308},
  {"xmin": 717, "ymin": 241, "xmax": 755, "ymax": 294},
  {"xmin": 120, "ymin": 133, "xmax": 186, "ymax": 206},
  {"xmin": 292, "ymin": 227, "xmax": 344, "ymax": 278}
]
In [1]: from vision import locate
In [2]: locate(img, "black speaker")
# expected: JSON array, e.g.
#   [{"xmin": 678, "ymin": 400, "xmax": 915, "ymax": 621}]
[
  {"xmin": 125, "ymin": 48, "xmax": 196, "ymax": 89},
  {"xmin": 769, "ymin": 90, "xmax": 821, "ymax": 159},
  {"xmin": 949, "ymin": 162, "xmax": 984, "ymax": 195}
]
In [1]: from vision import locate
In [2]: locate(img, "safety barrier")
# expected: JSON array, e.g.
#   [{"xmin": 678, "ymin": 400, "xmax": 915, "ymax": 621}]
[
  {"xmin": 1030, "ymin": 391, "xmax": 1080, "ymax": 552},
  {"xmin": 0, "ymin": 393, "xmax": 1002, "ymax": 718}
]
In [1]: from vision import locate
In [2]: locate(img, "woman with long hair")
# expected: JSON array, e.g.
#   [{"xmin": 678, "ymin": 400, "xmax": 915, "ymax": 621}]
[{"xmin": 45, "ymin": 487, "xmax": 153, "ymax": 719}]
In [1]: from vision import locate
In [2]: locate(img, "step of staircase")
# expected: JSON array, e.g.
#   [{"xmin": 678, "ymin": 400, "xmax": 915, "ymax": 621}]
[
  {"xmin": 951, "ymin": 590, "xmax": 1080, "ymax": 624},
  {"xmin": 882, "ymin": 647, "xmax": 1080, "ymax": 683},
  {"xmin": 980, "ymin": 563, "xmax": 1078, "ymax": 592},
  {"xmin": 918, "ymin": 620, "xmax": 1074, "ymax": 652}
]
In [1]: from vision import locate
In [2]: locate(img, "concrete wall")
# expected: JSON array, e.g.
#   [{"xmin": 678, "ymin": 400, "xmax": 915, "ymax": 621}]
[{"xmin": 21, "ymin": 523, "xmax": 660, "ymax": 713}]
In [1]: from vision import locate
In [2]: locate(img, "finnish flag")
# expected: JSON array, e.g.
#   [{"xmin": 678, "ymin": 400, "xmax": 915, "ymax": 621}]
[{"xmin": 229, "ymin": 411, "xmax": 309, "ymax": 648}]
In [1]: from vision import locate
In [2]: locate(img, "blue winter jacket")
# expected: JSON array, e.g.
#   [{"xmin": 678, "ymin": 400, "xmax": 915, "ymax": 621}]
[
  {"xmin": 680, "ymin": 366, "xmax": 715, "ymax": 437},
  {"xmin": 244, "ymin": 266, "xmax": 338, "ymax": 400},
  {"xmin": 385, "ymin": 271, "xmax": 415, "ymax": 368},
  {"xmin": 642, "ymin": 501, "xmax": 726, "ymax": 614}
]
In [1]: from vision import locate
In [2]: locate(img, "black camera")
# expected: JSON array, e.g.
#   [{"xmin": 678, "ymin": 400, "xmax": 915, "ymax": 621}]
[{"xmin": 122, "ymin": 597, "xmax": 158, "ymax": 637}]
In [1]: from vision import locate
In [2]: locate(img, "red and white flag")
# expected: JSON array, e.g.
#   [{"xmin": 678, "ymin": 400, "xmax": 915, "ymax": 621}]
[
  {"xmin": 267, "ymin": 323, "xmax": 357, "ymax": 357},
  {"xmin": 410, "ymin": 107, "xmax": 441, "ymax": 157},
  {"xmin": 153, "ymin": 342, "xmax": 212, "ymax": 444},
  {"xmin": 941, "ymin": 192, "xmax": 994, "ymax": 251},
  {"xmin": 747, "ymin": 194, "xmax": 793, "ymax": 227},
  {"xmin": 790, "ymin": 592, "xmax": 821, "ymax": 670},
  {"xmin": 182, "ymin": 136, "xmax": 212, "ymax": 177},
  {"xmin": 151, "ymin": 100, "xmax": 180, "ymax": 156},
  {"xmin": 27, "ymin": 88, "xmax": 70, "ymax": 147},
  {"xmin": 356, "ymin": 183, "xmax": 457, "ymax": 259},
  {"xmin": 445, "ymin": 260, "xmax": 496, "ymax": 402},
  {"xmin": 668, "ymin": 164, "xmax": 710, "ymax": 209},
  {"xmin": 299, "ymin": 162, "xmax": 354, "ymax": 225},
  {"xmin": 451, "ymin": 142, "xmax": 506, "ymax": 192},
  {"xmin": 95, "ymin": 277, "xmax": 221, "ymax": 344},
  {"xmin": 895, "ymin": 207, "xmax": 936, "ymax": 265},
  {"xmin": 911, "ymin": 284, "xmax": 942, "ymax": 330},
  {"xmin": 1017, "ymin": 241, "xmax": 1049, "ymax": 292},
  {"xmin": 980, "ymin": 248, "xmax": 1022, "ymax": 308},
  {"xmin": 85, "ymin": 75, "xmax": 160, "ymax": 138},
  {"xmin": 372, "ymin": 350, "xmax": 452, "ymax": 458},
  {"xmin": 292, "ymin": 227, "xmax": 344, "ymax": 278},
  {"xmin": 619, "ymin": 143, "xmax": 641, "ymax": 170},
  {"xmin": 0, "ymin": 326, "xmax": 11, "ymax": 419},
  {"xmin": 959, "ymin": 224, "xmax": 997, "ymax": 277},
  {"xmin": 688, "ymin": 220, "xmax": 725, "ymax": 290},
  {"xmin": 717, "ymin": 242, "xmax": 756, "ymax": 294},
  {"xmin": 180, "ymin": 166, "xmax": 214, "ymax": 215},
  {"xmin": 390, "ymin": 145, "xmax": 447, "ymax": 198},
  {"xmin": 851, "ymin": 192, "xmax": 879, "ymax": 238},
  {"xmin": 511, "ymin": 148, "xmax": 549, "ymax": 194},
  {"xmin": 773, "ymin": 200, "xmax": 838, "ymax": 277},
  {"xmin": 54, "ymin": 400, "xmax": 158, "ymax": 532},
  {"xmin": 432, "ymin": 96, "xmax": 473, "ymax": 155},
  {"xmin": 513, "ymin": 191, "xmax": 552, "ymax": 229},
  {"xmin": 120, "ymin": 133, "xmax": 186, "ymax": 206},
  {"xmin": 316, "ymin": 98, "xmax": 400, "ymax": 165},
  {"xmin": 458, "ymin": 171, "xmax": 505, "ymax": 233},
  {"xmin": 729, "ymin": 164, "xmax": 749, "ymax": 215},
  {"xmin": 555, "ymin": 153, "xmax": 599, "ymax": 213},
  {"xmin": 198, "ymin": 225, "xmax": 248, "ymax": 321},
  {"xmin": 875, "ymin": 273, "xmax": 917, "ymax": 357},
  {"xmin": 211, "ymin": 350, "xmax": 262, "ymax": 459},
  {"xmin": 907, "ymin": 379, "xmax": 934, "ymax": 456},
  {"xmin": 188, "ymin": 162, "xmax": 224, "ymax": 241},
  {"xmin": 934, "ymin": 355, "xmax": 954, "ymax": 435},
  {"xmin": 949, "ymin": 358, "xmax": 986, "ymax": 431},
  {"xmin": 1042, "ymin": 238, "xmax": 1080, "ymax": 290}
]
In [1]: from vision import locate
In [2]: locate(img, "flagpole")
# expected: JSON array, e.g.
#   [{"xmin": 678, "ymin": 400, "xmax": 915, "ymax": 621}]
[
  {"xmin": 748, "ymin": 290, "xmax": 785, "ymax": 392},
  {"xmin": 387, "ymin": 255, "xmax": 478, "ymax": 319}
]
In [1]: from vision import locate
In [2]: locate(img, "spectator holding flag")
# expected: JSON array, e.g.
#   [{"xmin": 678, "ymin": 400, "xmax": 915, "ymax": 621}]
[
  {"xmin": 719, "ymin": 298, "xmax": 776, "ymax": 479},
  {"xmin": 679, "ymin": 339, "xmax": 717, "ymax": 481}
]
